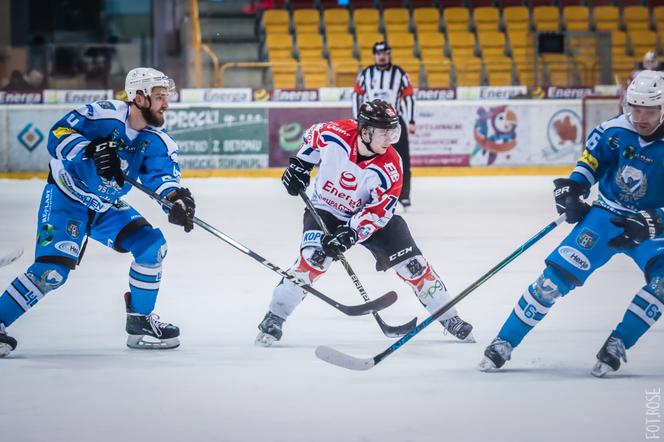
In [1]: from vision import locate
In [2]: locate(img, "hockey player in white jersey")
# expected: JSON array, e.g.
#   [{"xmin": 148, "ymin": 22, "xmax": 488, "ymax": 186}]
[
  {"xmin": 255, "ymin": 99, "xmax": 474, "ymax": 346},
  {"xmin": 0, "ymin": 68, "xmax": 195, "ymax": 356}
]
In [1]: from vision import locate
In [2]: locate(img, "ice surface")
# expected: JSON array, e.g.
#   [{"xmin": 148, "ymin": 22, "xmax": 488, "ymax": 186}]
[{"xmin": 0, "ymin": 176, "xmax": 661, "ymax": 442}]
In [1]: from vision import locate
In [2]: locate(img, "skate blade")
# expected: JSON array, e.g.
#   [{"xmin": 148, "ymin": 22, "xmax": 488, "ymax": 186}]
[
  {"xmin": 461, "ymin": 332, "xmax": 476, "ymax": 343},
  {"xmin": 477, "ymin": 356, "xmax": 500, "ymax": 372},
  {"xmin": 255, "ymin": 332, "xmax": 278, "ymax": 347},
  {"xmin": 126, "ymin": 335, "xmax": 180, "ymax": 350},
  {"xmin": 590, "ymin": 360, "xmax": 614, "ymax": 378},
  {"xmin": 0, "ymin": 342, "xmax": 14, "ymax": 358}
]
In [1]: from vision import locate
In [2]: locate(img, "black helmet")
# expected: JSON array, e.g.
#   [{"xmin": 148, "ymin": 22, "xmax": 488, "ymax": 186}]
[
  {"xmin": 357, "ymin": 99, "xmax": 400, "ymax": 131},
  {"xmin": 372, "ymin": 41, "xmax": 391, "ymax": 55}
]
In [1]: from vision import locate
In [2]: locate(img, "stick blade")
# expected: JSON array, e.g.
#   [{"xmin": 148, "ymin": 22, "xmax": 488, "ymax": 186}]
[
  {"xmin": 0, "ymin": 248, "xmax": 23, "ymax": 268},
  {"xmin": 378, "ymin": 316, "xmax": 418, "ymax": 338},
  {"xmin": 315, "ymin": 345, "xmax": 375, "ymax": 371}
]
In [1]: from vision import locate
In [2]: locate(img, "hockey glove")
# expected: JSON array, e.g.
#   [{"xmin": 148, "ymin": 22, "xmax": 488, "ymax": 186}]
[
  {"xmin": 322, "ymin": 225, "xmax": 358, "ymax": 258},
  {"xmin": 608, "ymin": 210, "xmax": 664, "ymax": 249},
  {"xmin": 282, "ymin": 157, "xmax": 314, "ymax": 196},
  {"xmin": 167, "ymin": 188, "xmax": 196, "ymax": 233},
  {"xmin": 553, "ymin": 178, "xmax": 590, "ymax": 224},
  {"xmin": 86, "ymin": 138, "xmax": 124, "ymax": 186}
]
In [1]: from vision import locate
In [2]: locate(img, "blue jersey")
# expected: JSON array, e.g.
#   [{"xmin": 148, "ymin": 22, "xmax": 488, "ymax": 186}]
[
  {"xmin": 571, "ymin": 114, "xmax": 664, "ymax": 217},
  {"xmin": 47, "ymin": 99, "xmax": 180, "ymax": 212}
]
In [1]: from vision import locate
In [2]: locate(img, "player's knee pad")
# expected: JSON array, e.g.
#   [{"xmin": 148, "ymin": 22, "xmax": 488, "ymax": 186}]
[
  {"xmin": 124, "ymin": 227, "xmax": 168, "ymax": 266},
  {"xmin": 393, "ymin": 255, "xmax": 428, "ymax": 281},
  {"xmin": 530, "ymin": 266, "xmax": 575, "ymax": 307},
  {"xmin": 291, "ymin": 247, "xmax": 333, "ymax": 284},
  {"xmin": 25, "ymin": 261, "xmax": 71, "ymax": 294}
]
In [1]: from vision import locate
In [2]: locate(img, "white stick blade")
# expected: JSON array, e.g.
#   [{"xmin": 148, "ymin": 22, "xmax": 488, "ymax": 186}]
[
  {"xmin": 315, "ymin": 345, "xmax": 375, "ymax": 371},
  {"xmin": 0, "ymin": 248, "xmax": 23, "ymax": 268}
]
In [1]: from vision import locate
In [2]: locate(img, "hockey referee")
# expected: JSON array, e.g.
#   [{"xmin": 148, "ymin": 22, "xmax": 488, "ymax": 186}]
[{"xmin": 351, "ymin": 41, "xmax": 416, "ymax": 208}]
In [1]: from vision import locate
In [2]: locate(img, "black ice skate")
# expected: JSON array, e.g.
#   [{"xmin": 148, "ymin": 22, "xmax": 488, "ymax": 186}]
[
  {"xmin": 591, "ymin": 335, "xmax": 627, "ymax": 378},
  {"xmin": 0, "ymin": 323, "xmax": 17, "ymax": 358},
  {"xmin": 478, "ymin": 337, "xmax": 513, "ymax": 372},
  {"xmin": 125, "ymin": 293, "xmax": 180, "ymax": 350},
  {"xmin": 255, "ymin": 311, "xmax": 285, "ymax": 347},
  {"xmin": 441, "ymin": 315, "xmax": 475, "ymax": 342}
]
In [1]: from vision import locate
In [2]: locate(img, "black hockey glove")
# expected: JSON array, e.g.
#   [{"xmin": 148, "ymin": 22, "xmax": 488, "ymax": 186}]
[
  {"xmin": 553, "ymin": 178, "xmax": 590, "ymax": 224},
  {"xmin": 282, "ymin": 157, "xmax": 314, "ymax": 196},
  {"xmin": 86, "ymin": 138, "xmax": 124, "ymax": 186},
  {"xmin": 608, "ymin": 210, "xmax": 664, "ymax": 250},
  {"xmin": 322, "ymin": 225, "xmax": 358, "ymax": 258},
  {"xmin": 167, "ymin": 188, "xmax": 196, "ymax": 233}
]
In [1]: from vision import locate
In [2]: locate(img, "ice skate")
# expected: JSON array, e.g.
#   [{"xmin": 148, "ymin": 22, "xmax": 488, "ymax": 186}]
[
  {"xmin": 125, "ymin": 293, "xmax": 180, "ymax": 350},
  {"xmin": 591, "ymin": 335, "xmax": 627, "ymax": 378},
  {"xmin": 441, "ymin": 315, "xmax": 475, "ymax": 342},
  {"xmin": 255, "ymin": 311, "xmax": 285, "ymax": 347},
  {"xmin": 478, "ymin": 337, "xmax": 513, "ymax": 372},
  {"xmin": 0, "ymin": 323, "xmax": 17, "ymax": 357},
  {"xmin": 399, "ymin": 198, "xmax": 411, "ymax": 211}
]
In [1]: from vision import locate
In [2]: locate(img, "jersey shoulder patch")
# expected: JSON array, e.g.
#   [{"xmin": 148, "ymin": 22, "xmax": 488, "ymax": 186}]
[{"xmin": 76, "ymin": 100, "xmax": 127, "ymax": 121}]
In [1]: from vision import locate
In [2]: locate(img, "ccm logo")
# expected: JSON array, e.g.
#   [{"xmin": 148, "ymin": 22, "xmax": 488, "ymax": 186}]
[
  {"xmin": 339, "ymin": 171, "xmax": 357, "ymax": 190},
  {"xmin": 389, "ymin": 246, "xmax": 413, "ymax": 261}
]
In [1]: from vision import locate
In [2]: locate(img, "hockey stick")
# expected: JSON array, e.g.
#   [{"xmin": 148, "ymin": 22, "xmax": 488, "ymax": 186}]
[
  {"xmin": 316, "ymin": 214, "xmax": 567, "ymax": 370},
  {"xmin": 299, "ymin": 190, "xmax": 417, "ymax": 337},
  {"xmin": 124, "ymin": 176, "xmax": 396, "ymax": 316},
  {"xmin": 0, "ymin": 248, "xmax": 23, "ymax": 268}
]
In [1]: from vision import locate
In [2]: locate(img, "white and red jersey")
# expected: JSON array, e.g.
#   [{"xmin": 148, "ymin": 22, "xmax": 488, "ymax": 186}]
[{"xmin": 296, "ymin": 119, "xmax": 403, "ymax": 242}]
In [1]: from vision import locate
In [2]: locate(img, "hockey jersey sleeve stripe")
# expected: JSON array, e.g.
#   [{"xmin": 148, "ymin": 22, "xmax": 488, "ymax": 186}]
[
  {"xmin": 322, "ymin": 134, "xmax": 350, "ymax": 155},
  {"xmin": 155, "ymin": 181, "xmax": 179, "ymax": 197},
  {"xmin": 54, "ymin": 133, "xmax": 87, "ymax": 160},
  {"xmin": 367, "ymin": 165, "xmax": 389, "ymax": 190},
  {"xmin": 572, "ymin": 165, "xmax": 595, "ymax": 186}
]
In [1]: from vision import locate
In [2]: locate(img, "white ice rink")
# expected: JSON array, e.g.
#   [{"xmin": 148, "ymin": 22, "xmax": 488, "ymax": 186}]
[{"xmin": 0, "ymin": 176, "xmax": 662, "ymax": 442}]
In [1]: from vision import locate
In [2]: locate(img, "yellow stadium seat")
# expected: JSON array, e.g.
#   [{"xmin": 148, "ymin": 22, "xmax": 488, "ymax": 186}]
[
  {"xmin": 654, "ymin": 7, "xmax": 664, "ymax": 32},
  {"xmin": 473, "ymin": 7, "xmax": 500, "ymax": 33},
  {"xmin": 386, "ymin": 32, "xmax": 415, "ymax": 59},
  {"xmin": 356, "ymin": 32, "xmax": 384, "ymax": 51},
  {"xmin": 544, "ymin": 57, "xmax": 573, "ymax": 86},
  {"xmin": 264, "ymin": 22, "xmax": 290, "ymax": 35},
  {"xmin": 331, "ymin": 60, "xmax": 360, "ymax": 86},
  {"xmin": 514, "ymin": 61, "xmax": 539, "ymax": 87},
  {"xmin": 444, "ymin": 7, "xmax": 470, "ymax": 33},
  {"xmin": 323, "ymin": 9, "xmax": 350, "ymax": 34},
  {"xmin": 485, "ymin": 57, "xmax": 513, "ymax": 86},
  {"xmin": 503, "ymin": 7, "xmax": 529, "ymax": 33},
  {"xmin": 266, "ymin": 33, "xmax": 294, "ymax": 60},
  {"xmin": 263, "ymin": 10, "xmax": 290, "ymax": 29},
  {"xmin": 593, "ymin": 6, "xmax": 620, "ymax": 32},
  {"xmin": 624, "ymin": 6, "xmax": 649, "ymax": 32},
  {"xmin": 612, "ymin": 56, "xmax": 637, "ymax": 85},
  {"xmin": 455, "ymin": 57, "xmax": 483, "ymax": 86},
  {"xmin": 300, "ymin": 61, "xmax": 329, "ymax": 88},
  {"xmin": 423, "ymin": 57, "xmax": 452, "ymax": 87},
  {"xmin": 611, "ymin": 31, "xmax": 628, "ymax": 57},
  {"xmin": 533, "ymin": 6, "xmax": 560, "ymax": 32},
  {"xmin": 563, "ymin": 6, "xmax": 589, "ymax": 32},
  {"xmin": 448, "ymin": 32, "xmax": 476, "ymax": 59},
  {"xmin": 297, "ymin": 32, "xmax": 324, "ymax": 60},
  {"xmin": 327, "ymin": 32, "xmax": 355, "ymax": 59},
  {"xmin": 413, "ymin": 7, "xmax": 440, "ymax": 33},
  {"xmin": 383, "ymin": 8, "xmax": 410, "ymax": 34},
  {"xmin": 477, "ymin": 31, "xmax": 506, "ymax": 59},
  {"xmin": 354, "ymin": 9, "xmax": 380, "ymax": 34},
  {"xmin": 630, "ymin": 31, "xmax": 657, "ymax": 58},
  {"xmin": 508, "ymin": 32, "xmax": 535, "ymax": 64},
  {"xmin": 271, "ymin": 61, "xmax": 298, "ymax": 88},
  {"xmin": 293, "ymin": 9, "xmax": 320, "ymax": 35},
  {"xmin": 418, "ymin": 31, "xmax": 446, "ymax": 59}
]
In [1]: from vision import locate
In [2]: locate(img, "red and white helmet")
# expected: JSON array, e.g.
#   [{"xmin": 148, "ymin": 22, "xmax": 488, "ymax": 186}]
[{"xmin": 125, "ymin": 67, "xmax": 175, "ymax": 101}]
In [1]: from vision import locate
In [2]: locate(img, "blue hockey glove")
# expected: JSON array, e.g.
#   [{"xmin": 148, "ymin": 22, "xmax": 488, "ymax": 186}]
[
  {"xmin": 282, "ymin": 157, "xmax": 314, "ymax": 196},
  {"xmin": 322, "ymin": 225, "xmax": 358, "ymax": 258},
  {"xmin": 167, "ymin": 187, "xmax": 196, "ymax": 232},
  {"xmin": 553, "ymin": 178, "xmax": 590, "ymax": 223},
  {"xmin": 86, "ymin": 138, "xmax": 124, "ymax": 186},
  {"xmin": 608, "ymin": 210, "xmax": 664, "ymax": 249}
]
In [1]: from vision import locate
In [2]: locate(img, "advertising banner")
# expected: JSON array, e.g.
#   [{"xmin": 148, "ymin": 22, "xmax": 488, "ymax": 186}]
[
  {"xmin": 415, "ymin": 88, "xmax": 456, "ymax": 101},
  {"xmin": 271, "ymin": 89, "xmax": 319, "ymax": 102},
  {"xmin": 267, "ymin": 107, "xmax": 352, "ymax": 167},
  {"xmin": 7, "ymin": 108, "xmax": 64, "ymax": 171},
  {"xmin": 0, "ymin": 90, "xmax": 43, "ymax": 104},
  {"xmin": 180, "ymin": 88, "xmax": 253, "ymax": 103},
  {"xmin": 164, "ymin": 107, "xmax": 268, "ymax": 169},
  {"xmin": 318, "ymin": 87, "xmax": 354, "ymax": 102},
  {"xmin": 410, "ymin": 100, "xmax": 582, "ymax": 167},
  {"xmin": 456, "ymin": 86, "xmax": 528, "ymax": 100},
  {"xmin": 43, "ymin": 89, "xmax": 113, "ymax": 104}
]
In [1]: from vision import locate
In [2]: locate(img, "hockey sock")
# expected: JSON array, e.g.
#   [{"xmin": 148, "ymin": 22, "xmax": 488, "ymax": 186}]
[
  {"xmin": 0, "ymin": 261, "xmax": 69, "ymax": 326},
  {"xmin": 394, "ymin": 256, "xmax": 458, "ymax": 321},
  {"xmin": 613, "ymin": 283, "xmax": 663, "ymax": 349},
  {"xmin": 122, "ymin": 227, "xmax": 167, "ymax": 315},
  {"xmin": 269, "ymin": 248, "xmax": 331, "ymax": 319},
  {"xmin": 498, "ymin": 266, "xmax": 573, "ymax": 347}
]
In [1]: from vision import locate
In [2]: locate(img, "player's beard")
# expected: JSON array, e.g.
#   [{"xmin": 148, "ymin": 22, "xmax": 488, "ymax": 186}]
[{"xmin": 140, "ymin": 105, "xmax": 164, "ymax": 127}]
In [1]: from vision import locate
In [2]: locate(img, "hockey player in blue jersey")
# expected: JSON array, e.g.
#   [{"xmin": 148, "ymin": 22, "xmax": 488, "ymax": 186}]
[
  {"xmin": 0, "ymin": 67, "xmax": 196, "ymax": 356},
  {"xmin": 479, "ymin": 70, "xmax": 664, "ymax": 377}
]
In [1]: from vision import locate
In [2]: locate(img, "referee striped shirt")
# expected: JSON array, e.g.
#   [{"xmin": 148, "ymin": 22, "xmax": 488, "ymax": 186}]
[{"xmin": 351, "ymin": 63, "xmax": 415, "ymax": 124}]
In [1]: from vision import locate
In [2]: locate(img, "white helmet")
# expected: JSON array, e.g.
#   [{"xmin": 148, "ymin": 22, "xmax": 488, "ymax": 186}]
[
  {"xmin": 625, "ymin": 70, "xmax": 664, "ymax": 108},
  {"xmin": 125, "ymin": 67, "xmax": 175, "ymax": 101}
]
